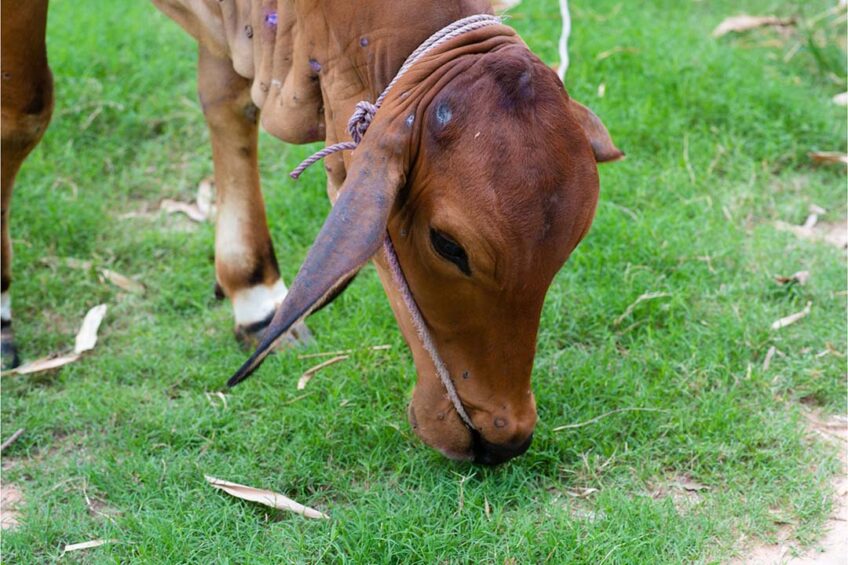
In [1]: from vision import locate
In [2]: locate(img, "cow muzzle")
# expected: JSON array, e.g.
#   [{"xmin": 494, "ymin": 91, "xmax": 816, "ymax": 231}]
[
  {"xmin": 407, "ymin": 380, "xmax": 537, "ymax": 465},
  {"xmin": 471, "ymin": 429, "xmax": 534, "ymax": 466}
]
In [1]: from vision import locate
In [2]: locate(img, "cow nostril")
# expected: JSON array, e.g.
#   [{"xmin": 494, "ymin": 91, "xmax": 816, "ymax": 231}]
[{"xmin": 471, "ymin": 431, "xmax": 533, "ymax": 466}]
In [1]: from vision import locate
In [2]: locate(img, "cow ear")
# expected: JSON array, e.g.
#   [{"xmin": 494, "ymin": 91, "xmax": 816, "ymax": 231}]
[
  {"xmin": 568, "ymin": 99, "xmax": 624, "ymax": 163},
  {"xmin": 227, "ymin": 127, "xmax": 409, "ymax": 387}
]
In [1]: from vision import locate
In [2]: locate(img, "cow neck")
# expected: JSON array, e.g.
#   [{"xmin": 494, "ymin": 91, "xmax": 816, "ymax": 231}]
[{"xmin": 289, "ymin": 14, "xmax": 504, "ymax": 431}]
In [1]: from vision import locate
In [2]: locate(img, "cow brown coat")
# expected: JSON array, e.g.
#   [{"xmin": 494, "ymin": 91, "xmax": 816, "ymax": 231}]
[{"xmin": 1, "ymin": 0, "xmax": 621, "ymax": 463}]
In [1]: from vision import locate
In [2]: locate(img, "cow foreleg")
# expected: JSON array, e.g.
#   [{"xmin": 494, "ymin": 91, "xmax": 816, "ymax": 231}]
[
  {"xmin": 197, "ymin": 45, "xmax": 312, "ymax": 348},
  {"xmin": 1, "ymin": 0, "xmax": 54, "ymax": 369}
]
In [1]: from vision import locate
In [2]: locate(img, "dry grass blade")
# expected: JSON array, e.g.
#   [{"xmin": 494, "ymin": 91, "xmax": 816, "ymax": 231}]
[
  {"xmin": 160, "ymin": 199, "xmax": 206, "ymax": 222},
  {"xmin": 809, "ymin": 151, "xmax": 848, "ymax": 165},
  {"xmin": 65, "ymin": 257, "xmax": 93, "ymax": 270},
  {"xmin": 297, "ymin": 344, "xmax": 390, "ymax": 360},
  {"xmin": 0, "ymin": 429, "xmax": 25, "ymax": 453},
  {"xmin": 298, "ymin": 349, "xmax": 351, "ymax": 360},
  {"xmin": 762, "ymin": 346, "xmax": 777, "ymax": 371},
  {"xmin": 770, "ymin": 301, "xmax": 812, "ymax": 330},
  {"xmin": 712, "ymin": 15, "xmax": 795, "ymax": 38},
  {"xmin": 297, "ymin": 355, "xmax": 349, "ymax": 390},
  {"xmin": 614, "ymin": 292, "xmax": 672, "ymax": 327},
  {"xmin": 566, "ymin": 487, "xmax": 599, "ymax": 498},
  {"xmin": 204, "ymin": 391, "xmax": 228, "ymax": 409},
  {"xmin": 673, "ymin": 476, "xmax": 710, "ymax": 492},
  {"xmin": 205, "ymin": 475, "xmax": 328, "ymax": 519},
  {"xmin": 595, "ymin": 46, "xmax": 639, "ymax": 61},
  {"xmin": 3, "ymin": 304, "xmax": 107, "ymax": 376},
  {"xmin": 553, "ymin": 407, "xmax": 667, "ymax": 431},
  {"xmin": 100, "ymin": 269, "xmax": 145, "ymax": 294},
  {"xmin": 63, "ymin": 539, "xmax": 115, "ymax": 553}
]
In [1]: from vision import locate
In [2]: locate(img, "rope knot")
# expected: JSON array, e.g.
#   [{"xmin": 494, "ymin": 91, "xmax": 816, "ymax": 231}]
[
  {"xmin": 288, "ymin": 14, "xmax": 500, "ymax": 184},
  {"xmin": 347, "ymin": 101, "xmax": 377, "ymax": 144}
]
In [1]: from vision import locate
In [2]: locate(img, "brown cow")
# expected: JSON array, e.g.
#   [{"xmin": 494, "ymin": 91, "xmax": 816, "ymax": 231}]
[{"xmin": 1, "ymin": 1, "xmax": 621, "ymax": 464}]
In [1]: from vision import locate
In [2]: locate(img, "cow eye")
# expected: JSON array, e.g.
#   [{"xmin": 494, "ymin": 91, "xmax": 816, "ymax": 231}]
[{"xmin": 430, "ymin": 228, "xmax": 471, "ymax": 276}]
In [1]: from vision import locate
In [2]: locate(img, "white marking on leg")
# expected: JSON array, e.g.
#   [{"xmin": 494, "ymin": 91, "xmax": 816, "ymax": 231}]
[
  {"xmin": 231, "ymin": 280, "xmax": 288, "ymax": 326},
  {"xmin": 1, "ymin": 292, "xmax": 11, "ymax": 322}
]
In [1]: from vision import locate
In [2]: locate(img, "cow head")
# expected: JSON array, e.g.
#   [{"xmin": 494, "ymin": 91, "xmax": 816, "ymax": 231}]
[{"xmin": 228, "ymin": 42, "xmax": 621, "ymax": 465}]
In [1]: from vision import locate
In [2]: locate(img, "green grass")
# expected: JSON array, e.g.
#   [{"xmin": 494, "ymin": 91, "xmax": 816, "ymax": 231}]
[{"xmin": 2, "ymin": 0, "xmax": 845, "ymax": 562}]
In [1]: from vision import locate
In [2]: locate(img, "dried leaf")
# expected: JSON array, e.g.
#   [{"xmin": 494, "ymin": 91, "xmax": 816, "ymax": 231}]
[
  {"xmin": 74, "ymin": 304, "xmax": 108, "ymax": 354},
  {"xmin": 3, "ymin": 304, "xmax": 107, "ymax": 376},
  {"xmin": 205, "ymin": 475, "xmax": 328, "ymax": 519},
  {"xmin": 803, "ymin": 204, "xmax": 826, "ymax": 230},
  {"xmin": 613, "ymin": 292, "xmax": 672, "ymax": 327},
  {"xmin": 196, "ymin": 178, "xmax": 216, "ymax": 219},
  {"xmin": 712, "ymin": 15, "xmax": 795, "ymax": 38},
  {"xmin": 770, "ymin": 301, "xmax": 812, "ymax": 330},
  {"xmin": 297, "ymin": 355, "xmax": 349, "ymax": 390},
  {"xmin": 7, "ymin": 354, "xmax": 81, "ymax": 375},
  {"xmin": 63, "ymin": 539, "xmax": 115, "ymax": 553},
  {"xmin": 774, "ymin": 219, "xmax": 848, "ymax": 250},
  {"xmin": 100, "ymin": 269, "xmax": 145, "ymax": 295},
  {"xmin": 160, "ymin": 199, "xmax": 206, "ymax": 222},
  {"xmin": 809, "ymin": 151, "xmax": 848, "ymax": 165},
  {"xmin": 774, "ymin": 270, "xmax": 810, "ymax": 285}
]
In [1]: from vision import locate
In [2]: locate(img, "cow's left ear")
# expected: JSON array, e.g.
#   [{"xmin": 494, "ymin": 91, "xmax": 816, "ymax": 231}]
[{"xmin": 568, "ymin": 99, "xmax": 624, "ymax": 163}]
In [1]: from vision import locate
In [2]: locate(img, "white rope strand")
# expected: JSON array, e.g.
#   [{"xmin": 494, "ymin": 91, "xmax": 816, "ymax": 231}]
[
  {"xmin": 382, "ymin": 237, "xmax": 476, "ymax": 429},
  {"xmin": 557, "ymin": 0, "xmax": 571, "ymax": 82}
]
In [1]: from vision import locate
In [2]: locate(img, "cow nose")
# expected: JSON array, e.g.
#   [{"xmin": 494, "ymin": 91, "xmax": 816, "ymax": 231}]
[{"xmin": 471, "ymin": 431, "xmax": 534, "ymax": 466}]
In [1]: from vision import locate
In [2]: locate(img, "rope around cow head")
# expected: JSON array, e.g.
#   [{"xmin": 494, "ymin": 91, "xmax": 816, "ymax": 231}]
[{"xmin": 288, "ymin": 14, "xmax": 504, "ymax": 431}]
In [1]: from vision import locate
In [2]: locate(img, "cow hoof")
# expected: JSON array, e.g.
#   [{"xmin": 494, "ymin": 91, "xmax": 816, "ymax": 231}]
[
  {"xmin": 234, "ymin": 316, "xmax": 315, "ymax": 351},
  {"xmin": 1, "ymin": 324, "xmax": 21, "ymax": 371}
]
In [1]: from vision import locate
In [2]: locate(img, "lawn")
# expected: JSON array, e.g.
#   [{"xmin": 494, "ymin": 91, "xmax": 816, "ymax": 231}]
[{"xmin": 1, "ymin": 0, "xmax": 845, "ymax": 562}]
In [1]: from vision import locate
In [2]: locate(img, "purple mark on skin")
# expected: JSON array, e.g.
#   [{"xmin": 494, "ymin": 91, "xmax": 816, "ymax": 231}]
[
  {"xmin": 265, "ymin": 11, "xmax": 278, "ymax": 27},
  {"xmin": 359, "ymin": 37, "xmax": 369, "ymax": 47},
  {"xmin": 309, "ymin": 59, "xmax": 322, "ymax": 73}
]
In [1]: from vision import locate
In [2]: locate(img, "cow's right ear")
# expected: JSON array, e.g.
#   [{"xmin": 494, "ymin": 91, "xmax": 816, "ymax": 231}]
[
  {"xmin": 227, "ymin": 123, "xmax": 410, "ymax": 387},
  {"xmin": 568, "ymin": 99, "xmax": 624, "ymax": 164}
]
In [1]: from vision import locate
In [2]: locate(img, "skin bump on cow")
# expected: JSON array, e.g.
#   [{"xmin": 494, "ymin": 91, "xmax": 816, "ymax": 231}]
[{"xmin": 1, "ymin": 0, "xmax": 621, "ymax": 464}]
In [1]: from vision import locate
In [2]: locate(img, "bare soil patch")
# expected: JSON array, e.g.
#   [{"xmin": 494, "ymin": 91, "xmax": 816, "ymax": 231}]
[
  {"xmin": 1, "ymin": 481, "xmax": 23, "ymax": 531},
  {"xmin": 731, "ymin": 410, "xmax": 848, "ymax": 564}
]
